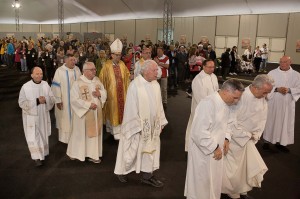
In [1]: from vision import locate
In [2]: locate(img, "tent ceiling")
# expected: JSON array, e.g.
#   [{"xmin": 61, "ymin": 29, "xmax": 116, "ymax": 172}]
[{"xmin": 1, "ymin": 0, "xmax": 300, "ymax": 24}]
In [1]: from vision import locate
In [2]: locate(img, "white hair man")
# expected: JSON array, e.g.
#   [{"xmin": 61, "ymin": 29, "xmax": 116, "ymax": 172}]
[
  {"xmin": 67, "ymin": 62, "xmax": 107, "ymax": 163},
  {"xmin": 222, "ymin": 74, "xmax": 274, "ymax": 199},
  {"xmin": 114, "ymin": 60, "xmax": 168, "ymax": 188}
]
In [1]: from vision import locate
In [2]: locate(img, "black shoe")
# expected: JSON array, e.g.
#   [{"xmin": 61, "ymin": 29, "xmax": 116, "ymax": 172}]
[
  {"xmin": 141, "ymin": 176, "xmax": 164, "ymax": 188},
  {"xmin": 117, "ymin": 175, "xmax": 128, "ymax": 183},
  {"xmin": 240, "ymin": 194, "xmax": 255, "ymax": 199},
  {"xmin": 34, "ymin": 159, "xmax": 42, "ymax": 167},
  {"xmin": 275, "ymin": 144, "xmax": 290, "ymax": 153},
  {"xmin": 262, "ymin": 143, "xmax": 270, "ymax": 150}
]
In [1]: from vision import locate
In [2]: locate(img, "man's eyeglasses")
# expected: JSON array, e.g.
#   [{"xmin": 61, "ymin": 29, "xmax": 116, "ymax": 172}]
[{"xmin": 85, "ymin": 68, "xmax": 97, "ymax": 71}]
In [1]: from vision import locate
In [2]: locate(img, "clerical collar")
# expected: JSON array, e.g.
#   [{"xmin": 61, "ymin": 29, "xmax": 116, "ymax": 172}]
[
  {"xmin": 32, "ymin": 80, "xmax": 41, "ymax": 84},
  {"xmin": 279, "ymin": 67, "xmax": 290, "ymax": 71}
]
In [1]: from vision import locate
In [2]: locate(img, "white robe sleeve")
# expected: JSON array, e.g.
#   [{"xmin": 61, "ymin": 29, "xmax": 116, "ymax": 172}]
[
  {"xmin": 290, "ymin": 73, "xmax": 300, "ymax": 102},
  {"xmin": 190, "ymin": 100, "xmax": 218, "ymax": 155},
  {"xmin": 18, "ymin": 86, "xmax": 38, "ymax": 116},
  {"xmin": 192, "ymin": 78, "xmax": 206, "ymax": 105},
  {"xmin": 122, "ymin": 83, "xmax": 142, "ymax": 140},
  {"xmin": 98, "ymin": 82, "xmax": 107, "ymax": 107},
  {"xmin": 51, "ymin": 69, "xmax": 63, "ymax": 103},
  {"xmin": 43, "ymin": 83, "xmax": 55, "ymax": 111},
  {"xmin": 70, "ymin": 82, "xmax": 91, "ymax": 118}
]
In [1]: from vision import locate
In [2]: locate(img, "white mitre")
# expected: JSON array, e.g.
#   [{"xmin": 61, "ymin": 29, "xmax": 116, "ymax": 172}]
[{"xmin": 110, "ymin": 38, "xmax": 123, "ymax": 54}]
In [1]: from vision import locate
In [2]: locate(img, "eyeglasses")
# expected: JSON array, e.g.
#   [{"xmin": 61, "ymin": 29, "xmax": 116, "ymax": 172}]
[{"xmin": 85, "ymin": 68, "xmax": 97, "ymax": 71}]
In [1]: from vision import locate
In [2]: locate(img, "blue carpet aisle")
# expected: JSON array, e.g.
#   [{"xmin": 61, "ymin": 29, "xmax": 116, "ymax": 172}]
[{"xmin": 0, "ymin": 66, "xmax": 299, "ymax": 199}]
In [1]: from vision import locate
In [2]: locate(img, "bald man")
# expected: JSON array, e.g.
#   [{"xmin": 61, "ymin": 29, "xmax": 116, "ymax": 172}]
[
  {"xmin": 263, "ymin": 56, "xmax": 300, "ymax": 152},
  {"xmin": 19, "ymin": 67, "xmax": 55, "ymax": 167}
]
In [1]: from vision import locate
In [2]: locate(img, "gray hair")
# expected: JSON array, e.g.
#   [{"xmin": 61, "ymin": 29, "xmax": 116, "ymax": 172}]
[
  {"xmin": 82, "ymin": 62, "xmax": 95, "ymax": 70},
  {"xmin": 221, "ymin": 79, "xmax": 245, "ymax": 93},
  {"xmin": 252, "ymin": 74, "xmax": 274, "ymax": 88},
  {"xmin": 140, "ymin": 60, "xmax": 157, "ymax": 75}
]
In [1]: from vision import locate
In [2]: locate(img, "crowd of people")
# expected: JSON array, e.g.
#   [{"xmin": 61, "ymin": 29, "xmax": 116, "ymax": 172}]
[{"xmin": 12, "ymin": 35, "xmax": 300, "ymax": 199}]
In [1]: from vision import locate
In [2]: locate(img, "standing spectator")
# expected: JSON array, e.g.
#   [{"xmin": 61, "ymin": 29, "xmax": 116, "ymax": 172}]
[
  {"xmin": 221, "ymin": 48, "xmax": 231, "ymax": 80},
  {"xmin": 95, "ymin": 50, "xmax": 108, "ymax": 77},
  {"xmin": 185, "ymin": 79, "xmax": 244, "ymax": 199},
  {"xmin": 18, "ymin": 67, "xmax": 55, "ymax": 167},
  {"xmin": 259, "ymin": 43, "xmax": 269, "ymax": 73},
  {"xmin": 86, "ymin": 45, "xmax": 98, "ymax": 65},
  {"xmin": 230, "ymin": 46, "xmax": 238, "ymax": 75},
  {"xmin": 6, "ymin": 39, "xmax": 15, "ymax": 68},
  {"xmin": 56, "ymin": 47, "xmax": 65, "ymax": 68},
  {"xmin": 176, "ymin": 45, "xmax": 188, "ymax": 85},
  {"xmin": 263, "ymin": 56, "xmax": 300, "ymax": 152},
  {"xmin": 20, "ymin": 42, "xmax": 28, "ymax": 72},
  {"xmin": 14, "ymin": 42, "xmax": 21, "ymax": 71},
  {"xmin": 154, "ymin": 47, "xmax": 169, "ymax": 109},
  {"xmin": 166, "ymin": 45, "xmax": 178, "ymax": 89},
  {"xmin": 253, "ymin": 46, "xmax": 262, "ymax": 73},
  {"xmin": 26, "ymin": 42, "xmax": 37, "ymax": 73},
  {"xmin": 42, "ymin": 44, "xmax": 57, "ymax": 84}
]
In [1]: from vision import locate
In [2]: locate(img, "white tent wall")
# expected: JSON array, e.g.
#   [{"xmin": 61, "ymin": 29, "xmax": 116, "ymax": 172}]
[{"xmin": 0, "ymin": 12, "xmax": 300, "ymax": 64}]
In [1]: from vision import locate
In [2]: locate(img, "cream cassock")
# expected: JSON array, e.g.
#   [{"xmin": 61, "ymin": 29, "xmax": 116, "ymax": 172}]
[
  {"xmin": 185, "ymin": 92, "xmax": 233, "ymax": 199},
  {"xmin": 264, "ymin": 67, "xmax": 300, "ymax": 145},
  {"xmin": 114, "ymin": 75, "xmax": 168, "ymax": 175},
  {"xmin": 185, "ymin": 70, "xmax": 219, "ymax": 151},
  {"xmin": 222, "ymin": 86, "xmax": 268, "ymax": 196},
  {"xmin": 19, "ymin": 80, "xmax": 55, "ymax": 160}
]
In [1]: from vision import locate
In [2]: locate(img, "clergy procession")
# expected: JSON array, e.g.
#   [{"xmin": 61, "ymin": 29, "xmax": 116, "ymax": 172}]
[{"xmin": 9, "ymin": 36, "xmax": 299, "ymax": 199}]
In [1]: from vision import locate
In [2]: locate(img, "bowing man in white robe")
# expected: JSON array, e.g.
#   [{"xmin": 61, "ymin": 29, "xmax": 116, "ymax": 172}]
[
  {"xmin": 114, "ymin": 60, "xmax": 168, "ymax": 188},
  {"xmin": 51, "ymin": 54, "xmax": 81, "ymax": 144},
  {"xmin": 67, "ymin": 62, "xmax": 107, "ymax": 163},
  {"xmin": 185, "ymin": 79, "xmax": 244, "ymax": 199},
  {"xmin": 222, "ymin": 75, "xmax": 274, "ymax": 199},
  {"xmin": 185, "ymin": 59, "xmax": 219, "ymax": 152},
  {"xmin": 19, "ymin": 67, "xmax": 55, "ymax": 167},
  {"xmin": 263, "ymin": 56, "xmax": 300, "ymax": 152}
]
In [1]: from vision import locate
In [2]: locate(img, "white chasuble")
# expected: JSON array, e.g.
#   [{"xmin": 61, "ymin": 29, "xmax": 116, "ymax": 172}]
[{"xmin": 66, "ymin": 75, "xmax": 107, "ymax": 161}]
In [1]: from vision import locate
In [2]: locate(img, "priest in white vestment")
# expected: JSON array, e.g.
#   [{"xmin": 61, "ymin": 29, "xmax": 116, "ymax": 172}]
[
  {"xmin": 67, "ymin": 62, "xmax": 107, "ymax": 163},
  {"xmin": 133, "ymin": 47, "xmax": 162, "ymax": 79},
  {"xmin": 185, "ymin": 59, "xmax": 219, "ymax": 151},
  {"xmin": 19, "ymin": 67, "xmax": 55, "ymax": 167},
  {"xmin": 222, "ymin": 75, "xmax": 274, "ymax": 199},
  {"xmin": 263, "ymin": 56, "xmax": 300, "ymax": 152},
  {"xmin": 51, "ymin": 54, "xmax": 82, "ymax": 143},
  {"xmin": 185, "ymin": 79, "xmax": 244, "ymax": 199},
  {"xmin": 114, "ymin": 60, "xmax": 168, "ymax": 188}
]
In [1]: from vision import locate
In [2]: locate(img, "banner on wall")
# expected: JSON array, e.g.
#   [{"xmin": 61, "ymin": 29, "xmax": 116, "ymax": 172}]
[
  {"xmin": 6, "ymin": 33, "xmax": 15, "ymax": 38},
  {"xmin": 242, "ymin": 38, "xmax": 250, "ymax": 49},
  {"xmin": 180, "ymin": 35, "xmax": 186, "ymax": 44},
  {"xmin": 200, "ymin": 36, "xmax": 209, "ymax": 45},
  {"xmin": 296, "ymin": 40, "xmax": 300, "ymax": 52}
]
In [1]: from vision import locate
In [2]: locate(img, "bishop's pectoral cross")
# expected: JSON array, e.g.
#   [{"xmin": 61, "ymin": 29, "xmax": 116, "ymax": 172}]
[{"xmin": 82, "ymin": 88, "xmax": 89, "ymax": 100}]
